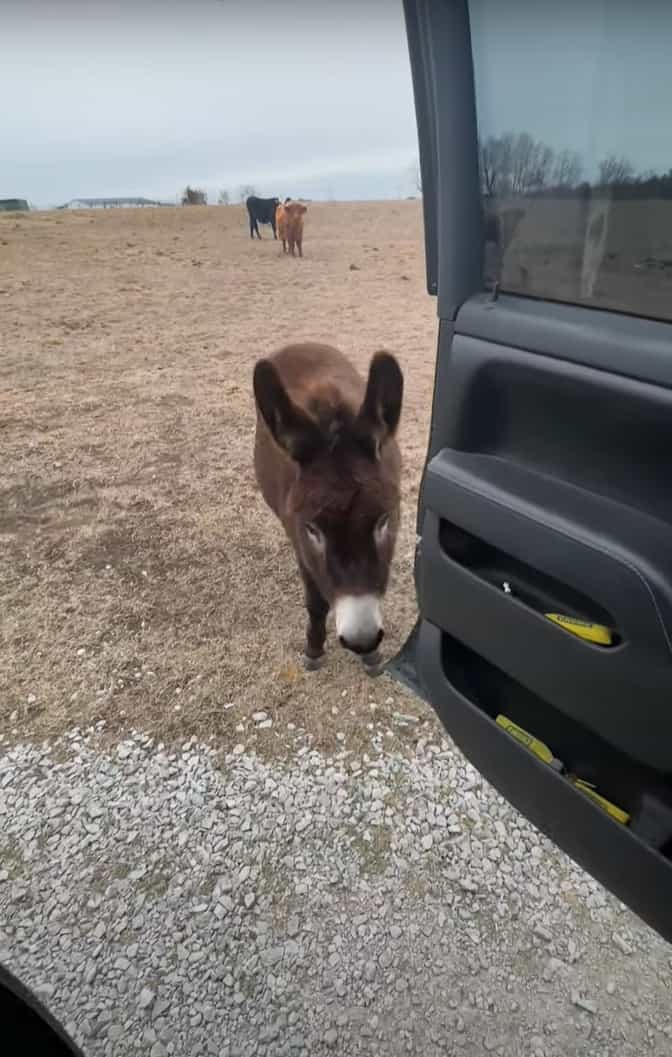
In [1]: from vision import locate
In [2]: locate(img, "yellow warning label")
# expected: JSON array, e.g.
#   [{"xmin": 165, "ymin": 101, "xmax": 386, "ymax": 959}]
[
  {"xmin": 545, "ymin": 613, "xmax": 613, "ymax": 646},
  {"xmin": 572, "ymin": 779, "xmax": 630, "ymax": 825},
  {"xmin": 496, "ymin": 715, "xmax": 555, "ymax": 765}
]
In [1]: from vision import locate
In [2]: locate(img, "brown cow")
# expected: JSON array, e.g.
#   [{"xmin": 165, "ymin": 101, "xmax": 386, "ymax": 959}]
[
  {"xmin": 253, "ymin": 342, "xmax": 403, "ymax": 673},
  {"xmin": 283, "ymin": 201, "xmax": 307, "ymax": 257},
  {"xmin": 275, "ymin": 201, "xmax": 288, "ymax": 253}
]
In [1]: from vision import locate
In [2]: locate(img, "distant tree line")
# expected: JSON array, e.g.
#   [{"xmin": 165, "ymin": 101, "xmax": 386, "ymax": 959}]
[
  {"xmin": 594, "ymin": 159, "xmax": 672, "ymax": 200},
  {"xmin": 478, "ymin": 131, "xmax": 672, "ymax": 200},
  {"xmin": 180, "ymin": 185, "xmax": 262, "ymax": 205},
  {"xmin": 184, "ymin": 137, "xmax": 672, "ymax": 208},
  {"xmin": 182, "ymin": 185, "xmax": 207, "ymax": 205},
  {"xmin": 480, "ymin": 132, "xmax": 573, "ymax": 196}
]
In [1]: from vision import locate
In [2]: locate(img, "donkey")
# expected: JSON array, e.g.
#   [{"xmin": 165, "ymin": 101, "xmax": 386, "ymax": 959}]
[{"xmin": 253, "ymin": 342, "xmax": 403, "ymax": 673}]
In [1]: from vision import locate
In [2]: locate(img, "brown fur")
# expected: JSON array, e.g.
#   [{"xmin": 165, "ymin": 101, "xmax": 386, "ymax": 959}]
[
  {"xmin": 275, "ymin": 203, "xmax": 288, "ymax": 253},
  {"xmin": 253, "ymin": 342, "xmax": 403, "ymax": 664},
  {"xmin": 283, "ymin": 202, "xmax": 307, "ymax": 258}
]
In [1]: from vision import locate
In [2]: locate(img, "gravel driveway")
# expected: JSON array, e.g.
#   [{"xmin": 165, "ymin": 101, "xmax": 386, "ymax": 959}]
[{"xmin": 1, "ymin": 722, "xmax": 670, "ymax": 1057}]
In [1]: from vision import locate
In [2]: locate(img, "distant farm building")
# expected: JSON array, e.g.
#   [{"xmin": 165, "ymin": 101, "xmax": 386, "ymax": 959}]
[
  {"xmin": 58, "ymin": 197, "xmax": 167, "ymax": 210},
  {"xmin": 0, "ymin": 198, "xmax": 29, "ymax": 212}
]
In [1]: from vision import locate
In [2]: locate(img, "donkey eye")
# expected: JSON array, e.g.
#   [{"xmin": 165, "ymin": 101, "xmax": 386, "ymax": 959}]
[
  {"xmin": 305, "ymin": 522, "xmax": 324, "ymax": 549},
  {"xmin": 374, "ymin": 513, "xmax": 391, "ymax": 543}
]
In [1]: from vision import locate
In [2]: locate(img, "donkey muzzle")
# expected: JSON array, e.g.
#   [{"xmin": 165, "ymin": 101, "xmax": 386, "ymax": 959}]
[{"xmin": 335, "ymin": 595, "xmax": 384, "ymax": 656}]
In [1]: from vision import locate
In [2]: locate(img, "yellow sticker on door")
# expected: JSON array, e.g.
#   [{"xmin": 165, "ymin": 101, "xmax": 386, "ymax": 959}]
[
  {"xmin": 544, "ymin": 613, "xmax": 613, "ymax": 646},
  {"xmin": 495, "ymin": 715, "xmax": 564, "ymax": 771}
]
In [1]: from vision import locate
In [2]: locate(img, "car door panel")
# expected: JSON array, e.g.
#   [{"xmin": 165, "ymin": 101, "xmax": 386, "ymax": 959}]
[
  {"xmin": 416, "ymin": 619, "xmax": 672, "ymax": 941},
  {"xmin": 399, "ymin": 0, "xmax": 672, "ymax": 942}
]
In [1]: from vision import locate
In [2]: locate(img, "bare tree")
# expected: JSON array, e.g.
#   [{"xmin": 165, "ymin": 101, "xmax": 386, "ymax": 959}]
[
  {"xmin": 238, "ymin": 184, "xmax": 257, "ymax": 203},
  {"xmin": 509, "ymin": 133, "xmax": 530, "ymax": 194},
  {"xmin": 479, "ymin": 132, "xmax": 515, "ymax": 196},
  {"xmin": 510, "ymin": 133, "xmax": 552, "ymax": 194},
  {"xmin": 481, "ymin": 132, "xmax": 557, "ymax": 196},
  {"xmin": 181, "ymin": 185, "xmax": 207, "ymax": 206},
  {"xmin": 530, "ymin": 143, "xmax": 555, "ymax": 191},
  {"xmin": 552, "ymin": 149, "xmax": 583, "ymax": 189},
  {"xmin": 218, "ymin": 189, "xmax": 230, "ymax": 205},
  {"xmin": 480, "ymin": 137, "xmax": 499, "ymax": 196},
  {"xmin": 598, "ymin": 155, "xmax": 635, "ymax": 186}
]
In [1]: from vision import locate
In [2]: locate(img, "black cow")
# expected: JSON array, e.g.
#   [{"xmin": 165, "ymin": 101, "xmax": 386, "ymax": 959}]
[{"xmin": 246, "ymin": 196, "xmax": 280, "ymax": 240}]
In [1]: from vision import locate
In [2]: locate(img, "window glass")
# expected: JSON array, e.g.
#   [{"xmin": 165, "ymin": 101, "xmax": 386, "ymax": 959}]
[{"xmin": 469, "ymin": 0, "xmax": 672, "ymax": 323}]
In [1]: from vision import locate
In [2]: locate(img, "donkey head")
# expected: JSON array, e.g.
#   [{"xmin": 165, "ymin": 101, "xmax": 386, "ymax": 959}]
[{"xmin": 253, "ymin": 352, "xmax": 403, "ymax": 655}]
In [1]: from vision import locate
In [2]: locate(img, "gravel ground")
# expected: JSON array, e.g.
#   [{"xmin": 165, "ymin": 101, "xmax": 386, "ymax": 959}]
[{"xmin": 1, "ymin": 723, "xmax": 671, "ymax": 1057}]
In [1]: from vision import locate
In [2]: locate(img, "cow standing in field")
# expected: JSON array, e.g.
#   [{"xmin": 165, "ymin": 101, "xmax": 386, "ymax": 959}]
[
  {"xmin": 283, "ymin": 201, "xmax": 307, "ymax": 257},
  {"xmin": 275, "ymin": 201, "xmax": 288, "ymax": 252},
  {"xmin": 246, "ymin": 195, "xmax": 280, "ymax": 239},
  {"xmin": 253, "ymin": 343, "xmax": 403, "ymax": 674},
  {"xmin": 274, "ymin": 196, "xmax": 295, "ymax": 251}
]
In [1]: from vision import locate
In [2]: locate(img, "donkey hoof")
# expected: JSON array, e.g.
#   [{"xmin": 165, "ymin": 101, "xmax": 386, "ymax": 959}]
[
  {"xmin": 362, "ymin": 650, "xmax": 384, "ymax": 677},
  {"xmin": 302, "ymin": 653, "xmax": 325, "ymax": 672},
  {"xmin": 364, "ymin": 663, "xmax": 384, "ymax": 678}
]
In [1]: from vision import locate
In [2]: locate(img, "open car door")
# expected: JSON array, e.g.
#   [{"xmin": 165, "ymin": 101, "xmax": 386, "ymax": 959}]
[{"xmin": 398, "ymin": 0, "xmax": 672, "ymax": 943}]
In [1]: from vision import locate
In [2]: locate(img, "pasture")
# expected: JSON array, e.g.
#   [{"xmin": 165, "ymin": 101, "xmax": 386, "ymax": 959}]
[{"xmin": 0, "ymin": 202, "xmax": 438, "ymax": 750}]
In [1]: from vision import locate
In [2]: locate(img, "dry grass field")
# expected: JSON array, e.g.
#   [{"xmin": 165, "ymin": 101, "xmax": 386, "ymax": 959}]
[{"xmin": 0, "ymin": 202, "xmax": 439, "ymax": 752}]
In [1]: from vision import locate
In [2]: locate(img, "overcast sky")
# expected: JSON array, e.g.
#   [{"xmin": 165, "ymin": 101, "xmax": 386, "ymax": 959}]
[
  {"xmin": 3, "ymin": 0, "xmax": 671, "ymax": 207},
  {"xmin": 470, "ymin": 0, "xmax": 672, "ymax": 182},
  {"xmin": 1, "ymin": 0, "xmax": 419, "ymax": 206}
]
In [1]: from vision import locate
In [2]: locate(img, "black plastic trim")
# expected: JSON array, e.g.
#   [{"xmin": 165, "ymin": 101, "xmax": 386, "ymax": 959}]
[
  {"xmin": 416, "ymin": 619, "xmax": 672, "ymax": 945},
  {"xmin": 420, "ymin": 448, "xmax": 672, "ymax": 770},
  {"xmin": 403, "ymin": 0, "xmax": 438, "ymax": 296},
  {"xmin": 457, "ymin": 294, "xmax": 672, "ymax": 390},
  {"xmin": 403, "ymin": 0, "xmax": 482, "ymax": 317}
]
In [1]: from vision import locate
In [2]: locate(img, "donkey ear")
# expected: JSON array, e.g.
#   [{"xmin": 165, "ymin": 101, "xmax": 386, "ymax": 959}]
[
  {"xmin": 356, "ymin": 351, "xmax": 404, "ymax": 456},
  {"xmin": 253, "ymin": 359, "xmax": 322, "ymax": 464}
]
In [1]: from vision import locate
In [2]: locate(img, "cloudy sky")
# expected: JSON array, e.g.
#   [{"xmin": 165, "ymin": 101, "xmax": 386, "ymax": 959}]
[
  {"xmin": 1, "ymin": 0, "xmax": 419, "ymax": 207},
  {"xmin": 470, "ymin": 0, "xmax": 672, "ymax": 182},
  {"xmin": 3, "ymin": 0, "xmax": 671, "ymax": 208}
]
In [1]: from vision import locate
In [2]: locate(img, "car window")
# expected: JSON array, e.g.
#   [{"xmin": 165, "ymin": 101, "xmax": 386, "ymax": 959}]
[{"xmin": 468, "ymin": 0, "xmax": 672, "ymax": 323}]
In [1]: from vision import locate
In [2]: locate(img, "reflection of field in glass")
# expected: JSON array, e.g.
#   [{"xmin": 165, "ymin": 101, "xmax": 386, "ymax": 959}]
[{"xmin": 490, "ymin": 197, "xmax": 672, "ymax": 320}]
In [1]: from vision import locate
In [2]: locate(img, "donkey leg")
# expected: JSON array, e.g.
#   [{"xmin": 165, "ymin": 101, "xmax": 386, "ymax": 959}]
[{"xmin": 300, "ymin": 568, "xmax": 329, "ymax": 670}]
